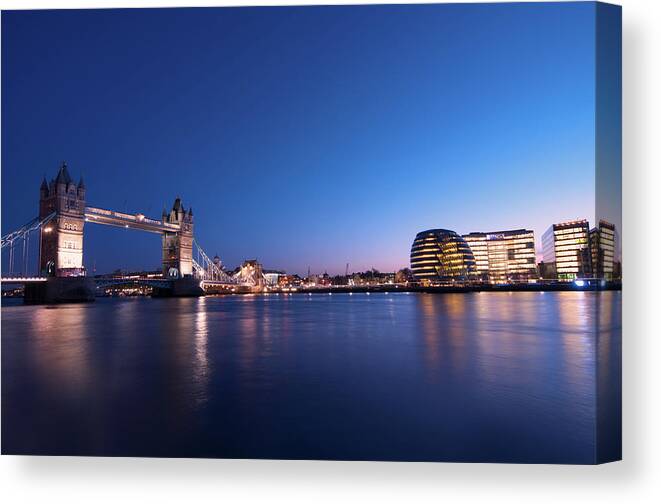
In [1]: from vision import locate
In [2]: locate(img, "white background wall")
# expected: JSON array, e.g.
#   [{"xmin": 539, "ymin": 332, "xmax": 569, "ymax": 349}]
[{"xmin": 1, "ymin": 0, "xmax": 659, "ymax": 502}]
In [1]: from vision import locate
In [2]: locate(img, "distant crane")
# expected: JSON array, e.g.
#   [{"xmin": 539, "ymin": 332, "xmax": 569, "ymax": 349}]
[{"xmin": 345, "ymin": 263, "xmax": 349, "ymax": 277}]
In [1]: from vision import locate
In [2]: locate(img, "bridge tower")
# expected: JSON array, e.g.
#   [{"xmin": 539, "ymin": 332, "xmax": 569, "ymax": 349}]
[
  {"xmin": 38, "ymin": 162, "xmax": 86, "ymax": 276},
  {"xmin": 162, "ymin": 197, "xmax": 194, "ymax": 278}
]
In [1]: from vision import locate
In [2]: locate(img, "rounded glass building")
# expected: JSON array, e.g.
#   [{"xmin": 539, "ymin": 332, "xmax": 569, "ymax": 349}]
[{"xmin": 410, "ymin": 229, "xmax": 476, "ymax": 283}]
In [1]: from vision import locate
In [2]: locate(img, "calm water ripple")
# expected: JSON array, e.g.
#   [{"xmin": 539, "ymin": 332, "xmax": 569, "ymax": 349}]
[{"xmin": 1, "ymin": 291, "xmax": 621, "ymax": 463}]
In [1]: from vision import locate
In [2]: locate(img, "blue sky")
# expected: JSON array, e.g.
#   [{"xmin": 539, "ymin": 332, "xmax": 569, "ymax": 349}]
[{"xmin": 2, "ymin": 3, "xmax": 610, "ymax": 275}]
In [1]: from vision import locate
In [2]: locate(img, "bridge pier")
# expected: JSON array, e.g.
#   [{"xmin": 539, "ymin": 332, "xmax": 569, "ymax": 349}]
[
  {"xmin": 24, "ymin": 277, "xmax": 96, "ymax": 304},
  {"xmin": 171, "ymin": 277, "xmax": 204, "ymax": 297},
  {"xmin": 152, "ymin": 277, "xmax": 204, "ymax": 298}
]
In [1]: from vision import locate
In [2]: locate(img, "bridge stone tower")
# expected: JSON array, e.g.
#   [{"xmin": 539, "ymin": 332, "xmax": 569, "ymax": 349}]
[
  {"xmin": 162, "ymin": 197, "xmax": 194, "ymax": 278},
  {"xmin": 39, "ymin": 162, "xmax": 86, "ymax": 276}
]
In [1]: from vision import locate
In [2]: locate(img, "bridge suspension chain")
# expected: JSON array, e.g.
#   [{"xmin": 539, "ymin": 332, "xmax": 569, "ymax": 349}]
[
  {"xmin": 2, "ymin": 212, "xmax": 56, "ymax": 277},
  {"xmin": 1, "ymin": 212, "xmax": 55, "ymax": 249},
  {"xmin": 192, "ymin": 238, "xmax": 236, "ymax": 284}
]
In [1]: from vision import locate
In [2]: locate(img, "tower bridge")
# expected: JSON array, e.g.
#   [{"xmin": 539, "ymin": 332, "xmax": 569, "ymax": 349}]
[{"xmin": 2, "ymin": 162, "xmax": 244, "ymax": 302}]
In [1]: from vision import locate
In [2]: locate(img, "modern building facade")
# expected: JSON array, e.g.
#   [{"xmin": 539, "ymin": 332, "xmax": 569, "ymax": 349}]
[
  {"xmin": 263, "ymin": 270, "xmax": 285, "ymax": 287},
  {"xmin": 590, "ymin": 220, "xmax": 616, "ymax": 280},
  {"xmin": 542, "ymin": 220, "xmax": 591, "ymax": 280},
  {"xmin": 462, "ymin": 229, "xmax": 537, "ymax": 283},
  {"xmin": 410, "ymin": 229, "xmax": 476, "ymax": 283}
]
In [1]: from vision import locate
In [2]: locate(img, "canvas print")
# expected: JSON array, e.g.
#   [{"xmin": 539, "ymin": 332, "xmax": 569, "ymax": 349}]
[{"xmin": 1, "ymin": 2, "xmax": 621, "ymax": 464}]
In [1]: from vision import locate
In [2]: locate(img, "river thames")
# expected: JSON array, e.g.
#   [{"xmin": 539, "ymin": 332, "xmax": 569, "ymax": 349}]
[{"xmin": 1, "ymin": 291, "xmax": 621, "ymax": 463}]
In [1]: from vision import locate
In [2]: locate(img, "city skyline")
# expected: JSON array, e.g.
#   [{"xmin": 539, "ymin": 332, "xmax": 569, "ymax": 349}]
[
  {"xmin": 1, "ymin": 2, "xmax": 623, "ymax": 467},
  {"xmin": 2, "ymin": 4, "xmax": 620, "ymax": 276}
]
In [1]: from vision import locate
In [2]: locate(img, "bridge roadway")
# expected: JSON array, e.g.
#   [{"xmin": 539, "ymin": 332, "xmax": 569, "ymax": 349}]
[
  {"xmin": 0, "ymin": 276, "xmax": 47, "ymax": 284},
  {"xmin": 95, "ymin": 276, "xmax": 235, "ymax": 289}
]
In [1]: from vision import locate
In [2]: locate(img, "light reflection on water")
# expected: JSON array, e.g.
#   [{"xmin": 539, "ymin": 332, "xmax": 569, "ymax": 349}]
[
  {"xmin": 193, "ymin": 297, "xmax": 209, "ymax": 408},
  {"xmin": 1, "ymin": 291, "xmax": 620, "ymax": 463}
]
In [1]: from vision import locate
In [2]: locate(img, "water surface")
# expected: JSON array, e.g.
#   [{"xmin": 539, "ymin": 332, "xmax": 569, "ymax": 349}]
[{"xmin": 1, "ymin": 291, "xmax": 621, "ymax": 463}]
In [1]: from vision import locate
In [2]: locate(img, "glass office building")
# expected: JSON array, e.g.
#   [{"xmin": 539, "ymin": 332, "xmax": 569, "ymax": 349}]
[
  {"xmin": 462, "ymin": 233, "xmax": 489, "ymax": 279},
  {"xmin": 590, "ymin": 220, "xmax": 616, "ymax": 280},
  {"xmin": 462, "ymin": 229, "xmax": 537, "ymax": 283},
  {"xmin": 410, "ymin": 229, "xmax": 476, "ymax": 283},
  {"xmin": 542, "ymin": 220, "xmax": 591, "ymax": 280}
]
